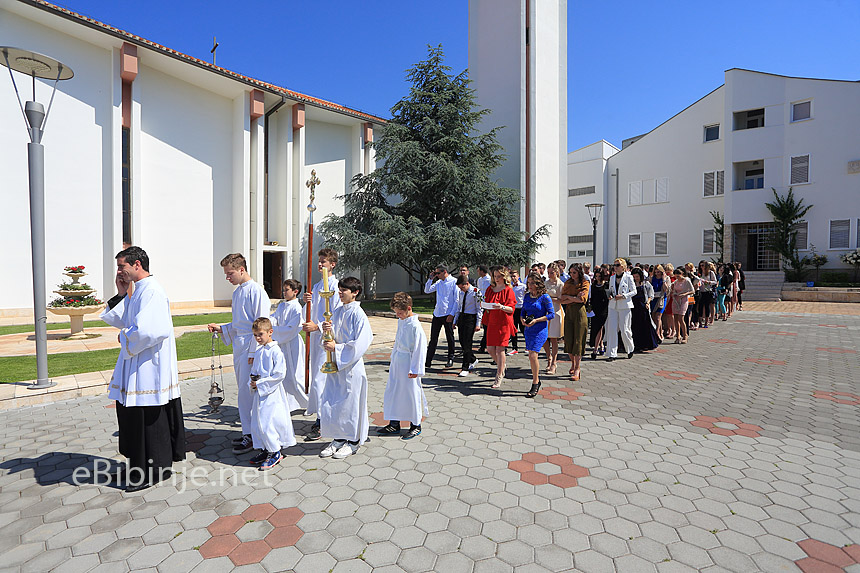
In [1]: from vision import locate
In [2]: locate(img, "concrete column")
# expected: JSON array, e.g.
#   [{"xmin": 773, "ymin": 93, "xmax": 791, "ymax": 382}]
[
  {"xmin": 232, "ymin": 93, "xmax": 251, "ymax": 257},
  {"xmin": 291, "ymin": 104, "xmax": 306, "ymax": 279}
]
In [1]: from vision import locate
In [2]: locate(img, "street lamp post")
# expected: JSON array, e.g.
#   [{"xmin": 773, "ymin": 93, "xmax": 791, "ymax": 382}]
[
  {"xmin": 1, "ymin": 47, "xmax": 74, "ymax": 390},
  {"xmin": 585, "ymin": 202, "xmax": 604, "ymax": 271}
]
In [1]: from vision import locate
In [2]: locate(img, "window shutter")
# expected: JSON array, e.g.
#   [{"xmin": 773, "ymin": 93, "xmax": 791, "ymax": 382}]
[
  {"xmin": 793, "ymin": 101, "xmax": 811, "ymax": 121},
  {"xmin": 656, "ymin": 177, "xmax": 669, "ymax": 202},
  {"xmin": 790, "ymin": 155, "xmax": 809, "ymax": 184},
  {"xmin": 655, "ymin": 232, "xmax": 668, "ymax": 256},
  {"xmin": 629, "ymin": 234, "xmax": 641, "ymax": 256},
  {"xmin": 793, "ymin": 222, "xmax": 808, "ymax": 251},
  {"xmin": 628, "ymin": 181, "xmax": 642, "ymax": 206},
  {"xmin": 642, "ymin": 179, "xmax": 656, "ymax": 204},
  {"xmin": 703, "ymin": 229, "xmax": 715, "ymax": 254},
  {"xmin": 830, "ymin": 220, "xmax": 850, "ymax": 249},
  {"xmin": 704, "ymin": 172, "xmax": 715, "ymax": 197},
  {"xmin": 716, "ymin": 171, "xmax": 725, "ymax": 195}
]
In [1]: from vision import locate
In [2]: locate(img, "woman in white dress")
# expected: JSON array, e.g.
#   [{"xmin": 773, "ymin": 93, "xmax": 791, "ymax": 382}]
[{"xmin": 543, "ymin": 262, "xmax": 565, "ymax": 374}]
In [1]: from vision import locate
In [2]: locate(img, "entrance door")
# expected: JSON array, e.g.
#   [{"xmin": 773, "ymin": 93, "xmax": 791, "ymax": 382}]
[
  {"xmin": 737, "ymin": 224, "xmax": 779, "ymax": 271},
  {"xmin": 263, "ymin": 252, "xmax": 283, "ymax": 298}
]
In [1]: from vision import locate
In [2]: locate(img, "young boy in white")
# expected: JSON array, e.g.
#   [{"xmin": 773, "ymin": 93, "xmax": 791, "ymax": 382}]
[
  {"xmin": 378, "ymin": 292, "xmax": 428, "ymax": 440},
  {"xmin": 271, "ymin": 279, "xmax": 308, "ymax": 412},
  {"xmin": 319, "ymin": 277, "xmax": 373, "ymax": 459},
  {"xmin": 248, "ymin": 317, "xmax": 296, "ymax": 470},
  {"xmin": 302, "ymin": 248, "xmax": 341, "ymax": 441},
  {"xmin": 208, "ymin": 253, "xmax": 270, "ymax": 455}
]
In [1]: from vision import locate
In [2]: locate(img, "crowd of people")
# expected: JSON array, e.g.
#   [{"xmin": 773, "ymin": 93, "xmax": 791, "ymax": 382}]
[{"xmin": 423, "ymin": 258, "xmax": 746, "ymax": 399}]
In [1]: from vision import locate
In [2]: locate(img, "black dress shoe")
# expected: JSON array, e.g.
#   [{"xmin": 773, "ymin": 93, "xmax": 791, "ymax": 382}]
[
  {"xmin": 607, "ymin": 357, "xmax": 615, "ymax": 362},
  {"xmin": 446, "ymin": 360, "xmax": 454, "ymax": 368},
  {"xmin": 628, "ymin": 351, "xmax": 634, "ymax": 359},
  {"xmin": 125, "ymin": 469, "xmax": 171, "ymax": 493}
]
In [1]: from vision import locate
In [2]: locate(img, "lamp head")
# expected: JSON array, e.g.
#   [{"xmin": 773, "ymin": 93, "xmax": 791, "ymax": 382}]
[{"xmin": 585, "ymin": 202, "xmax": 605, "ymax": 222}]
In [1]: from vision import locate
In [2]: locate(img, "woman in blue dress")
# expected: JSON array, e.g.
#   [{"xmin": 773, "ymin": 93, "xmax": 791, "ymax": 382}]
[{"xmin": 521, "ymin": 273, "xmax": 555, "ymax": 398}]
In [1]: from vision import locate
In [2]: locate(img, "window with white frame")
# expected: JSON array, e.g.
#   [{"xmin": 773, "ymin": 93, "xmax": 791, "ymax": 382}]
[
  {"xmin": 830, "ymin": 219, "xmax": 850, "ymax": 249},
  {"xmin": 628, "ymin": 178, "xmax": 669, "ymax": 205},
  {"xmin": 790, "ymin": 155, "xmax": 809, "ymax": 184},
  {"xmin": 744, "ymin": 168, "xmax": 764, "ymax": 190},
  {"xmin": 628, "ymin": 181, "xmax": 642, "ymax": 206},
  {"xmin": 792, "ymin": 100, "xmax": 811, "ymax": 122},
  {"xmin": 793, "ymin": 221, "xmax": 808, "ymax": 251},
  {"xmin": 655, "ymin": 232, "xmax": 668, "ymax": 256},
  {"xmin": 704, "ymin": 124, "xmax": 719, "ymax": 142},
  {"xmin": 703, "ymin": 229, "xmax": 716, "ymax": 254},
  {"xmin": 703, "ymin": 171, "xmax": 725, "ymax": 197},
  {"xmin": 628, "ymin": 234, "xmax": 641, "ymax": 256}
]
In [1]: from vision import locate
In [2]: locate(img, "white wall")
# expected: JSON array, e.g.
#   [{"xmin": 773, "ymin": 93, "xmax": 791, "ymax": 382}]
[
  {"xmin": 0, "ymin": 8, "xmax": 112, "ymax": 310},
  {"xmin": 566, "ymin": 141, "xmax": 616, "ymax": 266}
]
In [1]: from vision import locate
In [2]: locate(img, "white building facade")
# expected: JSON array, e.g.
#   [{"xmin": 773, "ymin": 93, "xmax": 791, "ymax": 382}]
[
  {"xmin": 1, "ymin": 0, "xmax": 386, "ymax": 317},
  {"xmin": 568, "ymin": 69, "xmax": 860, "ymax": 274},
  {"xmin": 468, "ymin": 0, "xmax": 568, "ymax": 265}
]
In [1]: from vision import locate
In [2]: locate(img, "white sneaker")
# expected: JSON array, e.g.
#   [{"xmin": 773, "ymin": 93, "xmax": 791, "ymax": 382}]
[
  {"xmin": 319, "ymin": 440, "xmax": 344, "ymax": 458},
  {"xmin": 332, "ymin": 442, "xmax": 359, "ymax": 459},
  {"xmin": 506, "ymin": 349, "xmax": 518, "ymax": 356},
  {"xmin": 458, "ymin": 370, "xmax": 469, "ymax": 377},
  {"xmin": 468, "ymin": 359, "xmax": 479, "ymax": 370}
]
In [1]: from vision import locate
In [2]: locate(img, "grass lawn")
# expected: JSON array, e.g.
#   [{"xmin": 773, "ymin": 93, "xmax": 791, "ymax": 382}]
[
  {"xmin": 362, "ymin": 298, "xmax": 436, "ymax": 315},
  {"xmin": 0, "ymin": 312, "xmax": 233, "ymax": 337},
  {"xmin": 0, "ymin": 330, "xmax": 233, "ymax": 384}
]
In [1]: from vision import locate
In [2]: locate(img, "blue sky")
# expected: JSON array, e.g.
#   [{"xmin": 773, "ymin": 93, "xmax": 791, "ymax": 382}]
[{"xmin": 56, "ymin": 0, "xmax": 860, "ymax": 151}]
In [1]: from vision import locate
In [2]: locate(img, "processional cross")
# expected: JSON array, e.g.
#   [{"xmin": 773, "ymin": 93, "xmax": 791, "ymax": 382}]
[{"xmin": 303, "ymin": 169, "xmax": 321, "ymax": 393}]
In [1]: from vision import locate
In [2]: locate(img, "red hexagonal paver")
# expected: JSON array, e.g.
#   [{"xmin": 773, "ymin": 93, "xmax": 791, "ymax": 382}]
[
  {"xmin": 560, "ymin": 464, "xmax": 590, "ymax": 478},
  {"xmin": 508, "ymin": 460, "xmax": 534, "ymax": 474},
  {"xmin": 708, "ymin": 339, "xmax": 738, "ymax": 344},
  {"xmin": 228, "ymin": 539, "xmax": 270, "ymax": 566},
  {"xmin": 522, "ymin": 452, "xmax": 548, "ymax": 464},
  {"xmin": 548, "ymin": 474, "xmax": 579, "ymax": 488},
  {"xmin": 795, "ymin": 557, "xmax": 844, "ymax": 572},
  {"xmin": 370, "ymin": 411, "xmax": 387, "ymax": 426},
  {"xmin": 508, "ymin": 452, "xmax": 589, "ymax": 488},
  {"xmin": 241, "ymin": 503, "xmax": 276, "ymax": 522},
  {"xmin": 745, "ymin": 358, "xmax": 786, "ymax": 365},
  {"xmin": 844, "ymin": 544, "xmax": 860, "ymax": 562},
  {"xmin": 537, "ymin": 386, "xmax": 584, "ymax": 401},
  {"xmin": 199, "ymin": 534, "xmax": 241, "ymax": 559},
  {"xmin": 797, "ymin": 539, "xmax": 856, "ymax": 568},
  {"xmin": 547, "ymin": 454, "xmax": 573, "ymax": 466},
  {"xmin": 813, "ymin": 392, "xmax": 860, "ymax": 406},
  {"xmin": 690, "ymin": 415, "xmax": 762, "ymax": 438},
  {"xmin": 816, "ymin": 347, "xmax": 857, "ymax": 354},
  {"xmin": 105, "ymin": 402, "xmax": 116, "ymax": 409},
  {"xmin": 207, "ymin": 515, "xmax": 245, "ymax": 536},
  {"xmin": 265, "ymin": 525, "xmax": 303, "ymax": 548},
  {"xmin": 818, "ymin": 324, "xmax": 847, "ymax": 328},
  {"xmin": 654, "ymin": 370, "xmax": 699, "ymax": 381},
  {"xmin": 269, "ymin": 507, "xmax": 304, "ymax": 527},
  {"xmin": 768, "ymin": 331, "xmax": 797, "ymax": 336},
  {"xmin": 520, "ymin": 471, "xmax": 549, "ymax": 485}
]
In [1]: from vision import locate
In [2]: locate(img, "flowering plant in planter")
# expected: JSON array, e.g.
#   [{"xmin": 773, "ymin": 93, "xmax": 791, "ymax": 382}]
[
  {"xmin": 64, "ymin": 265, "xmax": 85, "ymax": 273},
  {"xmin": 50, "ymin": 296, "xmax": 103, "ymax": 307},
  {"xmin": 58, "ymin": 282, "xmax": 93, "ymax": 291},
  {"xmin": 841, "ymin": 248, "xmax": 860, "ymax": 282}
]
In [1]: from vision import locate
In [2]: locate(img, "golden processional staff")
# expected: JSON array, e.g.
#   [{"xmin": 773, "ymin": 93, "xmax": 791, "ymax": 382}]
[{"xmin": 304, "ymin": 170, "xmax": 320, "ymax": 394}]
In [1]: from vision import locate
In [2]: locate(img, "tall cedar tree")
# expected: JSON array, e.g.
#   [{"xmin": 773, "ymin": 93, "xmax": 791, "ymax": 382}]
[{"xmin": 318, "ymin": 46, "xmax": 548, "ymax": 283}]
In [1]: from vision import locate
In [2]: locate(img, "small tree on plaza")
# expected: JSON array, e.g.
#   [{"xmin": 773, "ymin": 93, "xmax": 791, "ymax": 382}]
[
  {"xmin": 765, "ymin": 187, "xmax": 812, "ymax": 282},
  {"xmin": 318, "ymin": 45, "xmax": 548, "ymax": 283},
  {"xmin": 710, "ymin": 210, "xmax": 725, "ymax": 263}
]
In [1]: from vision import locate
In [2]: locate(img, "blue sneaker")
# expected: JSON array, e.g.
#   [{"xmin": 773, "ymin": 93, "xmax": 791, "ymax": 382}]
[
  {"xmin": 259, "ymin": 451, "xmax": 282, "ymax": 471},
  {"xmin": 250, "ymin": 450, "xmax": 268, "ymax": 466}
]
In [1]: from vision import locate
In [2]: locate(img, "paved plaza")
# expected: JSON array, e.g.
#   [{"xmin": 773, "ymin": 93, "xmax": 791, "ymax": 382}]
[{"xmin": 1, "ymin": 307, "xmax": 859, "ymax": 572}]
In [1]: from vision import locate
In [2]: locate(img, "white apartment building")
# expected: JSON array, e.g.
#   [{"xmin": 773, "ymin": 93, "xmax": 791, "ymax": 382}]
[
  {"xmin": 568, "ymin": 68, "xmax": 860, "ymax": 274},
  {"xmin": 1, "ymin": 0, "xmax": 388, "ymax": 317}
]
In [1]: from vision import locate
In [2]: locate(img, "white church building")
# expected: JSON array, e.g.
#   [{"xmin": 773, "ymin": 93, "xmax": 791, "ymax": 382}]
[
  {"xmin": 568, "ymin": 68, "xmax": 860, "ymax": 280},
  {"xmin": 1, "ymin": 0, "xmax": 386, "ymax": 317}
]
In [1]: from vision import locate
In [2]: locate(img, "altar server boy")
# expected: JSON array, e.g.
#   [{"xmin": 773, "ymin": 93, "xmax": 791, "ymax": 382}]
[
  {"xmin": 302, "ymin": 248, "xmax": 341, "ymax": 441},
  {"xmin": 208, "ymin": 253, "xmax": 270, "ymax": 455},
  {"xmin": 246, "ymin": 318, "xmax": 296, "ymax": 470},
  {"xmin": 378, "ymin": 293, "xmax": 428, "ymax": 440},
  {"xmin": 271, "ymin": 279, "xmax": 308, "ymax": 412},
  {"xmin": 318, "ymin": 277, "xmax": 373, "ymax": 459}
]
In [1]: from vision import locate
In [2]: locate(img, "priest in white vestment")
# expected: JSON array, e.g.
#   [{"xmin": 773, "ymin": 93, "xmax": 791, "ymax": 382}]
[
  {"xmin": 270, "ymin": 280, "xmax": 308, "ymax": 412},
  {"xmin": 101, "ymin": 246, "xmax": 184, "ymax": 492},
  {"xmin": 318, "ymin": 277, "xmax": 373, "ymax": 459}
]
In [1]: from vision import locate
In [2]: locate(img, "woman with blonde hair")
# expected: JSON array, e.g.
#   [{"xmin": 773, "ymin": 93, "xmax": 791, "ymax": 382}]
[
  {"xmin": 662, "ymin": 263, "xmax": 676, "ymax": 339},
  {"xmin": 543, "ymin": 262, "xmax": 565, "ymax": 374},
  {"xmin": 481, "ymin": 266, "xmax": 516, "ymax": 388}
]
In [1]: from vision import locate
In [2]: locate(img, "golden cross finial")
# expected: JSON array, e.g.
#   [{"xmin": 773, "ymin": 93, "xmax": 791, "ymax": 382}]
[{"xmin": 306, "ymin": 169, "xmax": 320, "ymax": 204}]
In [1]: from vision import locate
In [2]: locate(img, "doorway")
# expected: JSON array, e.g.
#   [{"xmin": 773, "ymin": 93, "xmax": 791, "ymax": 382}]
[{"xmin": 263, "ymin": 252, "xmax": 283, "ymax": 298}]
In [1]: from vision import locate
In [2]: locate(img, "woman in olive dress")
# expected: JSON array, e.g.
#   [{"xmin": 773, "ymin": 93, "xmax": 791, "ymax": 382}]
[{"xmin": 560, "ymin": 263, "xmax": 590, "ymax": 381}]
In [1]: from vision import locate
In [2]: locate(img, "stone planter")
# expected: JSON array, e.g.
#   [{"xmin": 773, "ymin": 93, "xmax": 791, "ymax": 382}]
[
  {"xmin": 781, "ymin": 283, "xmax": 860, "ymax": 303},
  {"xmin": 47, "ymin": 305, "xmax": 105, "ymax": 339}
]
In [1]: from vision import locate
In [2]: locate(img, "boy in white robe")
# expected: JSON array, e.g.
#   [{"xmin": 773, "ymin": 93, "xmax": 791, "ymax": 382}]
[
  {"xmin": 302, "ymin": 248, "xmax": 341, "ymax": 441},
  {"xmin": 271, "ymin": 279, "xmax": 308, "ymax": 412},
  {"xmin": 318, "ymin": 276, "xmax": 373, "ymax": 459},
  {"xmin": 208, "ymin": 253, "xmax": 270, "ymax": 455},
  {"xmin": 248, "ymin": 318, "xmax": 296, "ymax": 470},
  {"xmin": 378, "ymin": 293, "xmax": 429, "ymax": 440}
]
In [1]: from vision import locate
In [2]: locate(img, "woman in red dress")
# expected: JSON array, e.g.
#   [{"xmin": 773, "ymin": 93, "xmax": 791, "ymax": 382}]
[{"xmin": 482, "ymin": 266, "xmax": 516, "ymax": 388}]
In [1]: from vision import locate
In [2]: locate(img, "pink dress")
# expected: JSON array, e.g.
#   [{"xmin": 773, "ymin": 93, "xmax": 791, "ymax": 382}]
[{"xmin": 671, "ymin": 278, "xmax": 694, "ymax": 314}]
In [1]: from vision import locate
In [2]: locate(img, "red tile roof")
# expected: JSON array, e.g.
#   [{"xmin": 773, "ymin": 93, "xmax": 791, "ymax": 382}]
[{"xmin": 21, "ymin": 0, "xmax": 387, "ymax": 124}]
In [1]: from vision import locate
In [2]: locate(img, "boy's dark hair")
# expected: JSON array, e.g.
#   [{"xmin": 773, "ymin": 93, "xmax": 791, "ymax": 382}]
[
  {"xmin": 477, "ymin": 264, "xmax": 488, "ymax": 274},
  {"xmin": 456, "ymin": 275, "xmax": 471, "ymax": 286},
  {"xmin": 390, "ymin": 292, "xmax": 412, "ymax": 311},
  {"xmin": 283, "ymin": 278, "xmax": 302, "ymax": 294},
  {"xmin": 318, "ymin": 248, "xmax": 338, "ymax": 265},
  {"xmin": 116, "ymin": 246, "xmax": 149, "ymax": 272},
  {"xmin": 220, "ymin": 253, "xmax": 247, "ymax": 271},
  {"xmin": 435, "ymin": 264, "xmax": 448, "ymax": 273},
  {"xmin": 252, "ymin": 317, "xmax": 272, "ymax": 331},
  {"xmin": 338, "ymin": 276, "xmax": 362, "ymax": 297}
]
